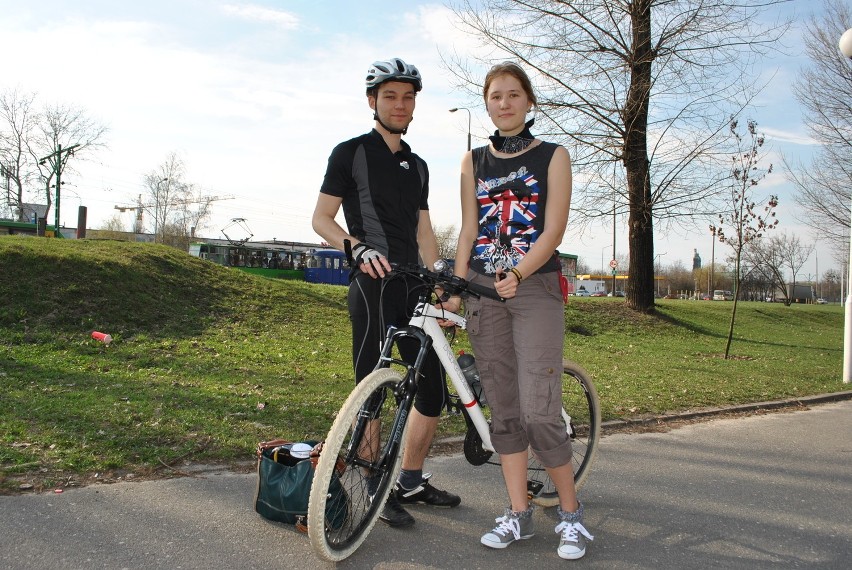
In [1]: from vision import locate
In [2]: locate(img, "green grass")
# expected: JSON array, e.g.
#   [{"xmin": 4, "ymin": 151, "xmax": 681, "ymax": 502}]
[{"xmin": 0, "ymin": 236, "xmax": 846, "ymax": 492}]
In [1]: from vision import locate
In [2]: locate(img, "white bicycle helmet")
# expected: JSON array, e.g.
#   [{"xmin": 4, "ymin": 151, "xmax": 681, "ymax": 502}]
[{"xmin": 365, "ymin": 58, "xmax": 422, "ymax": 92}]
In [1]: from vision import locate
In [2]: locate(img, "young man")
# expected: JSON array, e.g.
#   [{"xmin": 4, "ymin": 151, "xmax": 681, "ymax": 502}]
[{"xmin": 311, "ymin": 57, "xmax": 460, "ymax": 527}]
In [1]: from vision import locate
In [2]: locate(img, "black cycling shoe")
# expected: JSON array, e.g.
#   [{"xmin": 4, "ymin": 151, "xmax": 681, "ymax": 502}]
[
  {"xmin": 379, "ymin": 493, "xmax": 415, "ymax": 527},
  {"xmin": 394, "ymin": 475, "xmax": 461, "ymax": 508}
]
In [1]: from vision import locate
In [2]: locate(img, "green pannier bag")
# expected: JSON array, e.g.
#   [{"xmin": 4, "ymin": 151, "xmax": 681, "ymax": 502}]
[{"xmin": 254, "ymin": 439, "xmax": 348, "ymax": 532}]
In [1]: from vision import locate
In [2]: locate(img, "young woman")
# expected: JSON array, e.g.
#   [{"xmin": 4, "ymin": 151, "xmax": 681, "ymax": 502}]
[{"xmin": 443, "ymin": 62, "xmax": 593, "ymax": 560}]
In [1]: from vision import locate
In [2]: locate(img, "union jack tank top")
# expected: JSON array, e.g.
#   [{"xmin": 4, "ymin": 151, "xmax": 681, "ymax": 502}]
[{"xmin": 468, "ymin": 142, "xmax": 561, "ymax": 276}]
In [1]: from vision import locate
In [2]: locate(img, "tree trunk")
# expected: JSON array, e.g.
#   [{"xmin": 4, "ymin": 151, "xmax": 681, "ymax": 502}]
[
  {"xmin": 623, "ymin": 0, "xmax": 655, "ymax": 312},
  {"xmin": 725, "ymin": 250, "xmax": 743, "ymax": 358}
]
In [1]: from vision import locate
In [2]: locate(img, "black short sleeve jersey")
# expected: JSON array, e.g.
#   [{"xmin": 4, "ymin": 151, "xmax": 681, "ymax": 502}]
[{"xmin": 320, "ymin": 129, "xmax": 429, "ymax": 265}]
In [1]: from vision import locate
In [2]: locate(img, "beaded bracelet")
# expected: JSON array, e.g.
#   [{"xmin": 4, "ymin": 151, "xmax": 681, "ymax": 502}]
[{"xmin": 510, "ymin": 267, "xmax": 524, "ymax": 282}]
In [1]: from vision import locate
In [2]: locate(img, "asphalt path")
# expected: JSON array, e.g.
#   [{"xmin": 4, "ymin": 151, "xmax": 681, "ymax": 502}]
[{"xmin": 1, "ymin": 400, "xmax": 850, "ymax": 569}]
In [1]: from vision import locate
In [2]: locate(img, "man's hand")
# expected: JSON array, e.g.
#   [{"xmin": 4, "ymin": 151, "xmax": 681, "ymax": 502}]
[
  {"xmin": 435, "ymin": 294, "xmax": 462, "ymax": 328},
  {"xmin": 353, "ymin": 243, "xmax": 391, "ymax": 278}
]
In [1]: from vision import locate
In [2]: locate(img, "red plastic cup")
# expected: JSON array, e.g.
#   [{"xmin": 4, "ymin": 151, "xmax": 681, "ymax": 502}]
[{"xmin": 91, "ymin": 331, "xmax": 112, "ymax": 345}]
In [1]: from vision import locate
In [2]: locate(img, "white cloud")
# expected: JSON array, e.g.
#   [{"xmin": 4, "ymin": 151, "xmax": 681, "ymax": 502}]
[
  {"xmin": 762, "ymin": 127, "xmax": 818, "ymax": 147},
  {"xmin": 221, "ymin": 3, "xmax": 300, "ymax": 29},
  {"xmin": 0, "ymin": 0, "xmax": 838, "ymax": 277}
]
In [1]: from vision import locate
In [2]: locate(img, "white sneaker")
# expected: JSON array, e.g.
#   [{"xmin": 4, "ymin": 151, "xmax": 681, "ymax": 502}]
[
  {"xmin": 555, "ymin": 520, "xmax": 594, "ymax": 560},
  {"xmin": 481, "ymin": 508, "xmax": 535, "ymax": 549}
]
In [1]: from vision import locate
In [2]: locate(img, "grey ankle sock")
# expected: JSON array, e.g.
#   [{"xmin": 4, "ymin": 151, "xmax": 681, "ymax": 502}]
[{"xmin": 397, "ymin": 469, "xmax": 423, "ymax": 490}]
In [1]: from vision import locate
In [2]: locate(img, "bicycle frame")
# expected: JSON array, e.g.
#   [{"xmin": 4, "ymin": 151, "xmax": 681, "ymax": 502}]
[
  {"xmin": 374, "ymin": 298, "xmax": 495, "ymax": 454},
  {"xmin": 308, "ymin": 267, "xmax": 601, "ymax": 562}
]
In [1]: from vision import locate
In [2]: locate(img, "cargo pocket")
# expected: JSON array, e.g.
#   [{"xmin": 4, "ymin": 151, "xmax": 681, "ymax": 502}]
[
  {"xmin": 529, "ymin": 363, "xmax": 562, "ymax": 420},
  {"xmin": 464, "ymin": 300, "xmax": 482, "ymax": 337}
]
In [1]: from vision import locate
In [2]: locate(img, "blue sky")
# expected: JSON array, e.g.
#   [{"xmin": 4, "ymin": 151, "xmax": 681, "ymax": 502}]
[{"xmin": 0, "ymin": 0, "xmax": 841, "ymax": 280}]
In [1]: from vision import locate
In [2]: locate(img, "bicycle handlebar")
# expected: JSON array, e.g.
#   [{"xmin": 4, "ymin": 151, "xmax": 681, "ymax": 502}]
[{"xmin": 390, "ymin": 263, "xmax": 504, "ymax": 302}]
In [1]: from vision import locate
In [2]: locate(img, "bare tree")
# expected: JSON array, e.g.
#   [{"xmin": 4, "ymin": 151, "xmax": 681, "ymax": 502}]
[
  {"xmin": 787, "ymin": 0, "xmax": 852, "ymax": 256},
  {"xmin": 822, "ymin": 268, "xmax": 841, "ymax": 301},
  {"xmin": 145, "ymin": 153, "xmax": 185, "ymax": 244},
  {"xmin": 447, "ymin": 0, "xmax": 791, "ymax": 312},
  {"xmin": 0, "ymin": 89, "xmax": 39, "ymax": 221},
  {"xmin": 1, "ymin": 91, "xmax": 107, "ymax": 229},
  {"xmin": 711, "ymin": 118, "xmax": 778, "ymax": 358},
  {"xmin": 433, "ymin": 223, "xmax": 459, "ymax": 261},
  {"xmin": 31, "ymin": 102, "xmax": 108, "ymax": 227},
  {"xmin": 747, "ymin": 232, "xmax": 814, "ymax": 306},
  {"xmin": 96, "ymin": 213, "xmax": 133, "ymax": 241},
  {"xmin": 144, "ymin": 152, "xmax": 216, "ymax": 246}
]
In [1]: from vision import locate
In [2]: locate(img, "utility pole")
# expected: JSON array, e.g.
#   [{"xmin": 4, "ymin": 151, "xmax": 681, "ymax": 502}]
[
  {"xmin": 612, "ymin": 187, "xmax": 617, "ymax": 294},
  {"xmin": 39, "ymin": 143, "xmax": 79, "ymax": 236},
  {"xmin": 0, "ymin": 163, "xmax": 14, "ymax": 219}
]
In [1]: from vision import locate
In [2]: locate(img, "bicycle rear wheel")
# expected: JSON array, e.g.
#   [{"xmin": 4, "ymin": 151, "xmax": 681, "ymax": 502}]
[
  {"xmin": 528, "ymin": 359, "xmax": 601, "ymax": 507},
  {"xmin": 308, "ymin": 368, "xmax": 408, "ymax": 562}
]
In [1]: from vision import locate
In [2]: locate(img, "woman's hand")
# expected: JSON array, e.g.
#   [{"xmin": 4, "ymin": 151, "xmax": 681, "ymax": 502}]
[{"xmin": 494, "ymin": 269, "xmax": 519, "ymax": 299}]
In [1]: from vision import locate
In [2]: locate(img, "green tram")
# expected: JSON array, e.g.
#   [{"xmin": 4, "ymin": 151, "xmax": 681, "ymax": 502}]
[{"xmin": 188, "ymin": 242, "xmax": 348, "ymax": 285}]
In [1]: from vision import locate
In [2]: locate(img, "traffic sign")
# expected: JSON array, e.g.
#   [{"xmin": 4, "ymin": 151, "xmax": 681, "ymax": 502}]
[{"xmin": 609, "ymin": 259, "xmax": 618, "ymax": 269}]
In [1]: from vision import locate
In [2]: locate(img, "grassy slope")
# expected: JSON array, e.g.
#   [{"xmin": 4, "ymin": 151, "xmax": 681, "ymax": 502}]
[{"xmin": 0, "ymin": 236, "xmax": 846, "ymax": 490}]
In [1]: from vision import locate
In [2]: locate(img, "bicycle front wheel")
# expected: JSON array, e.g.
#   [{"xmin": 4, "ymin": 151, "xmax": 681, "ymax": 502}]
[
  {"xmin": 528, "ymin": 359, "xmax": 601, "ymax": 507},
  {"xmin": 308, "ymin": 368, "xmax": 408, "ymax": 562}
]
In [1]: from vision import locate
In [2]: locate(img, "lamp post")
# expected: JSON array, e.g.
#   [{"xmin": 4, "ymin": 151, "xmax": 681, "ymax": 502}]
[
  {"xmin": 612, "ymin": 188, "xmax": 617, "ymax": 295},
  {"xmin": 153, "ymin": 177, "xmax": 169, "ymax": 244},
  {"xmin": 709, "ymin": 226, "xmax": 717, "ymax": 295},
  {"xmin": 600, "ymin": 243, "xmax": 612, "ymax": 277},
  {"xmin": 654, "ymin": 252, "xmax": 666, "ymax": 297},
  {"xmin": 449, "ymin": 107, "xmax": 472, "ymax": 151},
  {"xmin": 840, "ymin": 28, "xmax": 852, "ymax": 383}
]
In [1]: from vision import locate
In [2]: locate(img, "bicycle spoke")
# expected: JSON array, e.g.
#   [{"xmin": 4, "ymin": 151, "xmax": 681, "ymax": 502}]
[{"xmin": 308, "ymin": 369, "xmax": 408, "ymax": 562}]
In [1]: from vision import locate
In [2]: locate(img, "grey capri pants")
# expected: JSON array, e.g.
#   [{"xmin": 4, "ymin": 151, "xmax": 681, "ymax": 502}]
[{"xmin": 464, "ymin": 269, "xmax": 572, "ymax": 468}]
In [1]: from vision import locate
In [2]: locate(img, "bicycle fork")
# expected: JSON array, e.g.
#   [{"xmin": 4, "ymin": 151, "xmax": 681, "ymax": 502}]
[{"xmin": 343, "ymin": 326, "xmax": 423, "ymax": 474}]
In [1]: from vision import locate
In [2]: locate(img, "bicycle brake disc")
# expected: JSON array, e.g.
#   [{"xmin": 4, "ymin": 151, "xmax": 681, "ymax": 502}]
[{"xmin": 463, "ymin": 426, "xmax": 493, "ymax": 466}]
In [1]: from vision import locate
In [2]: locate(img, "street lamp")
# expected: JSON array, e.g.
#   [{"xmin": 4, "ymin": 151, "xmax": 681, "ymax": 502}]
[
  {"xmin": 153, "ymin": 177, "xmax": 168, "ymax": 243},
  {"xmin": 654, "ymin": 252, "xmax": 666, "ymax": 297},
  {"xmin": 601, "ymin": 243, "xmax": 615, "ymax": 278},
  {"xmin": 839, "ymin": 27, "xmax": 852, "ymax": 384},
  {"xmin": 449, "ymin": 107, "xmax": 472, "ymax": 151},
  {"xmin": 709, "ymin": 226, "xmax": 717, "ymax": 295}
]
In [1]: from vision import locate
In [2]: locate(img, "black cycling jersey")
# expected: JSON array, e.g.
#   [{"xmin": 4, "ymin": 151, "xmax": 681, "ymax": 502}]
[
  {"xmin": 319, "ymin": 128, "xmax": 446, "ymax": 417},
  {"xmin": 320, "ymin": 129, "xmax": 429, "ymax": 265}
]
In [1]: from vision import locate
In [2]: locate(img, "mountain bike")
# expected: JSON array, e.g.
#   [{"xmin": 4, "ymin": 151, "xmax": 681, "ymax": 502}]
[{"xmin": 307, "ymin": 263, "xmax": 601, "ymax": 562}]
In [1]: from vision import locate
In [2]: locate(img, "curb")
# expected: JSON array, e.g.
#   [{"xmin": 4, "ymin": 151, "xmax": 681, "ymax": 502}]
[
  {"xmin": 600, "ymin": 390, "xmax": 852, "ymax": 431},
  {"xmin": 435, "ymin": 390, "xmax": 852, "ymax": 446}
]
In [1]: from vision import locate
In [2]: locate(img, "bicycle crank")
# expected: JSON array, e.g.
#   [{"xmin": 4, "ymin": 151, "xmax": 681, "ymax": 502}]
[{"xmin": 463, "ymin": 426, "xmax": 493, "ymax": 466}]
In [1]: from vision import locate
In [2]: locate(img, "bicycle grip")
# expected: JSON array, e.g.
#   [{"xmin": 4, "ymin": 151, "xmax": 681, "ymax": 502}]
[{"xmin": 466, "ymin": 280, "xmax": 504, "ymax": 302}]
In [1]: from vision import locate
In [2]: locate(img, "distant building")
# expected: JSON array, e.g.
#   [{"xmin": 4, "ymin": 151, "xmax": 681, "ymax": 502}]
[{"xmin": 19, "ymin": 203, "xmax": 48, "ymax": 224}]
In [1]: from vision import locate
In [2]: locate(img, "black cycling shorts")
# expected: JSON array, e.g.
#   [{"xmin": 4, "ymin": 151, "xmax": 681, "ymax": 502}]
[{"xmin": 347, "ymin": 271, "xmax": 448, "ymax": 417}]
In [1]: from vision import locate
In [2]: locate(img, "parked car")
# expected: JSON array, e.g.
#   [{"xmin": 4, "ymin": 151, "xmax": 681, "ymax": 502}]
[
  {"xmin": 816, "ymin": 298, "xmax": 828, "ymax": 304},
  {"xmin": 575, "ymin": 289, "xmax": 590, "ymax": 297},
  {"xmin": 590, "ymin": 291, "xmax": 607, "ymax": 297}
]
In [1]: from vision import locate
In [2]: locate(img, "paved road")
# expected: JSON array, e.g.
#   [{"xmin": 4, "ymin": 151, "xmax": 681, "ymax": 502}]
[{"xmin": 2, "ymin": 401, "xmax": 850, "ymax": 569}]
